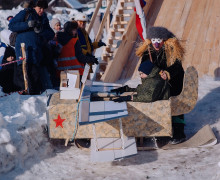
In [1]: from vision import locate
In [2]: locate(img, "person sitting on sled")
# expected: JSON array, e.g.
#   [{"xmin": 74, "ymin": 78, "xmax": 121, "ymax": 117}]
[
  {"xmin": 135, "ymin": 26, "xmax": 186, "ymax": 145},
  {"xmin": 111, "ymin": 60, "xmax": 170, "ymax": 103}
]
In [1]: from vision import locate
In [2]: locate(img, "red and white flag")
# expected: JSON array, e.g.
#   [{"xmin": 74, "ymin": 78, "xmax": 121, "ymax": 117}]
[{"xmin": 134, "ymin": 0, "xmax": 147, "ymax": 40}]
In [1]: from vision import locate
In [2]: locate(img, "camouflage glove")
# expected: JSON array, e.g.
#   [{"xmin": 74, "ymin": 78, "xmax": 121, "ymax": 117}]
[
  {"xmin": 110, "ymin": 85, "xmax": 128, "ymax": 95},
  {"xmin": 113, "ymin": 95, "xmax": 132, "ymax": 102}
]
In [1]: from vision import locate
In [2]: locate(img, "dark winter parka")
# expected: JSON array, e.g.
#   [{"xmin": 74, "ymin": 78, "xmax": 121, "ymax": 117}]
[
  {"xmin": 0, "ymin": 46, "xmax": 18, "ymax": 93},
  {"xmin": 125, "ymin": 66, "xmax": 170, "ymax": 102},
  {"xmin": 8, "ymin": 8, "xmax": 54, "ymax": 65},
  {"xmin": 141, "ymin": 45, "xmax": 184, "ymax": 96}
]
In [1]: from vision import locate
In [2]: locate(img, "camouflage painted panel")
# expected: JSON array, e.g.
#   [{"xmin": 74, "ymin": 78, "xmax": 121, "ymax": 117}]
[
  {"xmin": 171, "ymin": 66, "xmax": 198, "ymax": 116},
  {"xmin": 48, "ymin": 93, "xmax": 172, "ymax": 139}
]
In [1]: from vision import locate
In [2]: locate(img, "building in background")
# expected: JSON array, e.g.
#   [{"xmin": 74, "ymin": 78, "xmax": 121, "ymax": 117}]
[{"xmin": 48, "ymin": 0, "xmax": 84, "ymax": 14}]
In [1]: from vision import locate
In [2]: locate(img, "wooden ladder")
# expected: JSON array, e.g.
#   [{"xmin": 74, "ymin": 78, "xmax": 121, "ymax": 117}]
[{"xmin": 95, "ymin": 0, "xmax": 135, "ymax": 80}]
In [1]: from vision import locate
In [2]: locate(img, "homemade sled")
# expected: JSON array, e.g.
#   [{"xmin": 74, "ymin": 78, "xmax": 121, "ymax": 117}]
[{"xmin": 47, "ymin": 66, "xmax": 198, "ymax": 143}]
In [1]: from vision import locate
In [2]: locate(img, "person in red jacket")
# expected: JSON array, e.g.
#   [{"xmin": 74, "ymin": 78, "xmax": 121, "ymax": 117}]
[{"xmin": 56, "ymin": 21, "xmax": 98, "ymax": 78}]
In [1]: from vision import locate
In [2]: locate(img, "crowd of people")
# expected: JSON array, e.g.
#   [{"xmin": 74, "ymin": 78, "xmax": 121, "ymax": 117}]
[
  {"xmin": 0, "ymin": 0, "xmax": 186, "ymax": 144},
  {"xmin": 0, "ymin": 0, "xmax": 105, "ymax": 95}
]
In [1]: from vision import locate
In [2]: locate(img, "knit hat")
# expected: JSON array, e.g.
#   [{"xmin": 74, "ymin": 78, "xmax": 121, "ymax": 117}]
[
  {"xmin": 64, "ymin": 21, "xmax": 78, "ymax": 35},
  {"xmin": 30, "ymin": 0, "xmax": 48, "ymax": 9},
  {"xmin": 147, "ymin": 26, "xmax": 175, "ymax": 40},
  {"xmin": 50, "ymin": 18, "xmax": 60, "ymax": 29},
  {"xmin": 75, "ymin": 13, "xmax": 88, "ymax": 21},
  {"xmin": 138, "ymin": 60, "xmax": 155, "ymax": 75}
]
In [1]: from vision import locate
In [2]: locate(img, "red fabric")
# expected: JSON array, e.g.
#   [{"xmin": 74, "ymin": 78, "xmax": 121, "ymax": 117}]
[
  {"xmin": 57, "ymin": 38, "xmax": 84, "ymax": 76},
  {"xmin": 134, "ymin": 0, "xmax": 146, "ymax": 41}
]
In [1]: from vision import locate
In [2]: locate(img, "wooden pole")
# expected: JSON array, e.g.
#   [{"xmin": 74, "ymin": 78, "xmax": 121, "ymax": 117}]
[
  {"xmin": 21, "ymin": 43, "xmax": 29, "ymax": 94},
  {"xmin": 86, "ymin": 0, "xmax": 103, "ymax": 34},
  {"xmin": 106, "ymin": 0, "xmax": 110, "ymax": 33},
  {"xmin": 95, "ymin": 0, "xmax": 113, "ymax": 42}
]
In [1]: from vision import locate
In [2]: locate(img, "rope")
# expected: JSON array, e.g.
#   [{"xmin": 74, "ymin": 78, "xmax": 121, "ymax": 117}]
[
  {"xmin": 0, "ymin": 57, "xmax": 25, "ymax": 67},
  {"xmin": 71, "ymin": 98, "xmax": 90, "ymax": 141}
]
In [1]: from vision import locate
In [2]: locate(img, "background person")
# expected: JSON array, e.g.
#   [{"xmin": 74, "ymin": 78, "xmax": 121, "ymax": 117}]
[{"xmin": 8, "ymin": 0, "xmax": 54, "ymax": 95}]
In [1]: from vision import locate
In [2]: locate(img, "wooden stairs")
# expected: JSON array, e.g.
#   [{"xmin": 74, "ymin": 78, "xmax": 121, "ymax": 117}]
[{"xmin": 95, "ymin": 0, "xmax": 135, "ymax": 80}]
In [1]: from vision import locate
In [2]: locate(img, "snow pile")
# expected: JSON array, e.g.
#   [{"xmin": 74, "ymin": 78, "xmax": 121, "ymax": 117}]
[{"xmin": 0, "ymin": 93, "xmax": 53, "ymax": 174}]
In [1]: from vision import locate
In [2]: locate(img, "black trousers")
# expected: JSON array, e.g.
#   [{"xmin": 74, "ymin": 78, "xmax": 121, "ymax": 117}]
[{"xmin": 14, "ymin": 63, "xmax": 42, "ymax": 95}]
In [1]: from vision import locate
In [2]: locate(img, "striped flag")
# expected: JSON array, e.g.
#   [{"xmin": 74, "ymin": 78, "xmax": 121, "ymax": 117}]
[{"xmin": 134, "ymin": 0, "xmax": 147, "ymax": 40}]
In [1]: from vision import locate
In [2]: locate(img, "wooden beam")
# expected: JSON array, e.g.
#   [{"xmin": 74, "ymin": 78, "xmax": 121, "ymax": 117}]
[
  {"xmin": 86, "ymin": 0, "xmax": 102, "ymax": 34},
  {"xmin": 95, "ymin": 0, "xmax": 113, "ymax": 42}
]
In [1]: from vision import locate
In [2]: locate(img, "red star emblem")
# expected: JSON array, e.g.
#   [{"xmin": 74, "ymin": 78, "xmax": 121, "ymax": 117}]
[{"xmin": 53, "ymin": 114, "xmax": 65, "ymax": 128}]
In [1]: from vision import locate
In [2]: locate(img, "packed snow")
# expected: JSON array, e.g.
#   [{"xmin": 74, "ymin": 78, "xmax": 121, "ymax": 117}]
[{"xmin": 1, "ymin": 5, "xmax": 220, "ymax": 180}]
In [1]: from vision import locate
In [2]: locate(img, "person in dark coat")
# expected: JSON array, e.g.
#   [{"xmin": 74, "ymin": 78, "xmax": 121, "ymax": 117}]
[
  {"xmin": 111, "ymin": 60, "xmax": 170, "ymax": 102},
  {"xmin": 136, "ymin": 26, "xmax": 185, "ymax": 144},
  {"xmin": 8, "ymin": 0, "xmax": 55, "ymax": 95},
  {"xmin": 0, "ymin": 45, "xmax": 18, "ymax": 93}
]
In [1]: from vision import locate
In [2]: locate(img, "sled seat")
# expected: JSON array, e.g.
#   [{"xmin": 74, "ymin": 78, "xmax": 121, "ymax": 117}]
[{"xmin": 170, "ymin": 66, "xmax": 198, "ymax": 116}]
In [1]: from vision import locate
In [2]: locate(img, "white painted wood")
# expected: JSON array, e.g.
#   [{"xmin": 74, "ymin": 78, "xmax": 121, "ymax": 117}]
[{"xmin": 91, "ymin": 137, "xmax": 137, "ymax": 162}]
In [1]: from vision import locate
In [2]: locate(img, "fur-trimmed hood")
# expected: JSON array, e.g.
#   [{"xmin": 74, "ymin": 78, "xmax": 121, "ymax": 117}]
[{"xmin": 136, "ymin": 27, "xmax": 185, "ymax": 67}]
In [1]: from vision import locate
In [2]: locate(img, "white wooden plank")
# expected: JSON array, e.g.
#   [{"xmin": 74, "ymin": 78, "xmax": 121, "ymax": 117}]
[
  {"xmin": 91, "ymin": 137, "xmax": 137, "ymax": 162},
  {"xmin": 89, "ymin": 101, "xmax": 105, "ymax": 122},
  {"xmin": 104, "ymin": 101, "xmax": 128, "ymax": 120}
]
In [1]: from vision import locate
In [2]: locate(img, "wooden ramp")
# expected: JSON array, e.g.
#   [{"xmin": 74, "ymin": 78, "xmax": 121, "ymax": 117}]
[{"xmin": 99, "ymin": 0, "xmax": 220, "ymax": 82}]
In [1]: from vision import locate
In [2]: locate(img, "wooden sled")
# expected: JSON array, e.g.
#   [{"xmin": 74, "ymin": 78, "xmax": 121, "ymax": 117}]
[{"xmin": 47, "ymin": 66, "xmax": 198, "ymax": 145}]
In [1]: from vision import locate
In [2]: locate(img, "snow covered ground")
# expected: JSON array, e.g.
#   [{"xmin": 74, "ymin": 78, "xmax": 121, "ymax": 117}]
[
  {"xmin": 0, "ymin": 76, "xmax": 220, "ymax": 180},
  {"xmin": 1, "ymin": 5, "xmax": 220, "ymax": 180}
]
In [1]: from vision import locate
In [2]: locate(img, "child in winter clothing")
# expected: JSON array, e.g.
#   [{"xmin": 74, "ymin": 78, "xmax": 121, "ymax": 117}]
[
  {"xmin": 0, "ymin": 45, "xmax": 18, "ymax": 93},
  {"xmin": 50, "ymin": 18, "xmax": 62, "ymax": 33},
  {"xmin": 136, "ymin": 26, "xmax": 186, "ymax": 144},
  {"xmin": 111, "ymin": 60, "xmax": 170, "ymax": 103},
  {"xmin": 56, "ymin": 21, "xmax": 99, "ymax": 77}
]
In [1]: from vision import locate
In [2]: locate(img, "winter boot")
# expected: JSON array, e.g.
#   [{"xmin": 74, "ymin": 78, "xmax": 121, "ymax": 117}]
[{"xmin": 170, "ymin": 123, "xmax": 186, "ymax": 145}]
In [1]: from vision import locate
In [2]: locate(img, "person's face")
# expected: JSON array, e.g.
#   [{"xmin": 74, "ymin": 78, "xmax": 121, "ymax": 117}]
[
  {"xmin": 34, "ymin": 6, "xmax": 45, "ymax": 16},
  {"xmin": 77, "ymin": 20, "xmax": 86, "ymax": 29},
  {"xmin": 6, "ymin": 56, "xmax": 14, "ymax": 62},
  {"xmin": 54, "ymin": 22, "xmax": 61, "ymax": 31},
  {"xmin": 72, "ymin": 29, "xmax": 78, "ymax": 37},
  {"xmin": 151, "ymin": 38, "xmax": 164, "ymax": 51},
  {"xmin": 7, "ymin": 17, "xmax": 13, "ymax": 21},
  {"xmin": 139, "ymin": 71, "xmax": 148, "ymax": 79}
]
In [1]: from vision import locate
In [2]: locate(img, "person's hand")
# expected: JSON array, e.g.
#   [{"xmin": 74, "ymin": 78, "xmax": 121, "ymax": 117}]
[
  {"xmin": 159, "ymin": 70, "xmax": 167, "ymax": 80},
  {"xmin": 113, "ymin": 95, "xmax": 132, "ymax": 102},
  {"xmin": 111, "ymin": 85, "xmax": 128, "ymax": 95},
  {"xmin": 34, "ymin": 21, "xmax": 43, "ymax": 33},
  {"xmin": 88, "ymin": 57, "xmax": 99, "ymax": 65},
  {"xmin": 28, "ymin": 20, "xmax": 36, "ymax": 28},
  {"xmin": 98, "ymin": 41, "xmax": 106, "ymax": 47}
]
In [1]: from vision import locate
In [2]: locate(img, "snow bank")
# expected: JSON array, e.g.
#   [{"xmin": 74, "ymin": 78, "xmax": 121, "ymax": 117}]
[{"xmin": 0, "ymin": 93, "xmax": 53, "ymax": 174}]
